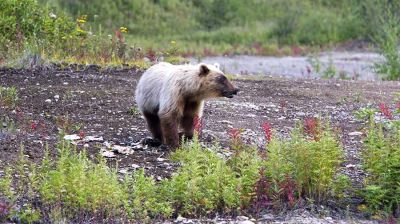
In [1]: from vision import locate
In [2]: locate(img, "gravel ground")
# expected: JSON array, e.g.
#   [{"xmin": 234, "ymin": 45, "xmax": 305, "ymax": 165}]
[{"xmin": 0, "ymin": 65, "xmax": 399, "ymax": 223}]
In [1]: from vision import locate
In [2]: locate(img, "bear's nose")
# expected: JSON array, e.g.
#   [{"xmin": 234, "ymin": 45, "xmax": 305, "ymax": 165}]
[{"xmin": 233, "ymin": 88, "xmax": 239, "ymax": 95}]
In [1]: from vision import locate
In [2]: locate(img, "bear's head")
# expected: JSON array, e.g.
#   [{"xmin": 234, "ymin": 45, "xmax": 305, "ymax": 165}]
[{"xmin": 198, "ymin": 63, "xmax": 239, "ymax": 99}]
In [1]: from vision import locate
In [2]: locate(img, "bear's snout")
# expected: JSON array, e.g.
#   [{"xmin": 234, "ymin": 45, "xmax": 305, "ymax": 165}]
[{"xmin": 223, "ymin": 87, "xmax": 239, "ymax": 98}]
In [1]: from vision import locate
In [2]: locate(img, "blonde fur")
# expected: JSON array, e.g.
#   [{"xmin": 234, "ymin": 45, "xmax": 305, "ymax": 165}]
[{"xmin": 135, "ymin": 62, "xmax": 222, "ymax": 118}]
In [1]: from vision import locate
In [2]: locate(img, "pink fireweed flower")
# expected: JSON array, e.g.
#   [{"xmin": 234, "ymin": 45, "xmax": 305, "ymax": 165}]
[
  {"xmin": 262, "ymin": 122, "xmax": 272, "ymax": 143},
  {"xmin": 193, "ymin": 115, "xmax": 202, "ymax": 134},
  {"xmin": 304, "ymin": 118, "xmax": 320, "ymax": 141},
  {"xmin": 379, "ymin": 103, "xmax": 393, "ymax": 120},
  {"xmin": 31, "ymin": 121, "xmax": 37, "ymax": 131},
  {"xmin": 79, "ymin": 130, "xmax": 86, "ymax": 138},
  {"xmin": 229, "ymin": 128, "xmax": 241, "ymax": 140}
]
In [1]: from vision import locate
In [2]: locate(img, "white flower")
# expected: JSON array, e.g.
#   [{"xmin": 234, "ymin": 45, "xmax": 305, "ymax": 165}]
[{"xmin": 49, "ymin": 12, "xmax": 57, "ymax": 19}]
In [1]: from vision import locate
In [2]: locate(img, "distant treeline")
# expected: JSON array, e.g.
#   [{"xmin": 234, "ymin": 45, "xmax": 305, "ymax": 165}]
[{"xmin": 38, "ymin": 0, "xmax": 400, "ymax": 45}]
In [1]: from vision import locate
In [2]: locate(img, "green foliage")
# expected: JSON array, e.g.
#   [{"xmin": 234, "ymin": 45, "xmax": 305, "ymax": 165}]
[
  {"xmin": 124, "ymin": 169, "xmax": 172, "ymax": 220},
  {"xmin": 38, "ymin": 141, "xmax": 127, "ymax": 218},
  {"xmin": 128, "ymin": 106, "xmax": 141, "ymax": 117},
  {"xmin": 265, "ymin": 122, "xmax": 345, "ymax": 202},
  {"xmin": 373, "ymin": 10, "xmax": 400, "ymax": 80},
  {"xmin": 0, "ymin": 0, "xmax": 75, "ymax": 57},
  {"xmin": 2, "ymin": 0, "xmax": 400, "ymax": 64},
  {"xmin": 161, "ymin": 135, "xmax": 262, "ymax": 215},
  {"xmin": 362, "ymin": 122, "xmax": 400, "ymax": 216},
  {"xmin": 354, "ymin": 108, "xmax": 377, "ymax": 123},
  {"xmin": 0, "ymin": 86, "xmax": 19, "ymax": 109},
  {"xmin": 163, "ymin": 137, "xmax": 241, "ymax": 215},
  {"xmin": 322, "ymin": 57, "xmax": 337, "ymax": 79}
]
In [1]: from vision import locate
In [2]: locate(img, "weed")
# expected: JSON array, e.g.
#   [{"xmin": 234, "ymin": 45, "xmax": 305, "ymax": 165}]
[
  {"xmin": 362, "ymin": 121, "xmax": 400, "ymax": 216},
  {"xmin": 0, "ymin": 86, "xmax": 19, "ymax": 109},
  {"xmin": 262, "ymin": 122, "xmax": 272, "ymax": 143},
  {"xmin": 373, "ymin": 9, "xmax": 400, "ymax": 80},
  {"xmin": 303, "ymin": 117, "xmax": 321, "ymax": 141},
  {"xmin": 307, "ymin": 54, "xmax": 321, "ymax": 74},
  {"xmin": 229, "ymin": 128, "xmax": 243, "ymax": 150},
  {"xmin": 124, "ymin": 169, "xmax": 172, "ymax": 220},
  {"xmin": 164, "ymin": 136, "xmax": 241, "ymax": 215},
  {"xmin": 193, "ymin": 115, "xmax": 203, "ymax": 135},
  {"xmin": 354, "ymin": 108, "xmax": 377, "ymax": 124},
  {"xmin": 378, "ymin": 103, "xmax": 393, "ymax": 120},
  {"xmin": 322, "ymin": 57, "xmax": 336, "ymax": 79},
  {"xmin": 128, "ymin": 106, "xmax": 141, "ymax": 117},
  {"xmin": 265, "ymin": 120, "xmax": 344, "ymax": 203}
]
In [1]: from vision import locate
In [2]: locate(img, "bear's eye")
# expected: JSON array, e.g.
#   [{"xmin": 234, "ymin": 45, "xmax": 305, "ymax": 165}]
[{"xmin": 217, "ymin": 75, "xmax": 227, "ymax": 82}]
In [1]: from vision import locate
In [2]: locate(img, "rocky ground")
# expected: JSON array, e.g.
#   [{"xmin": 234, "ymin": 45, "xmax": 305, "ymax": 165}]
[{"xmin": 0, "ymin": 65, "xmax": 399, "ymax": 223}]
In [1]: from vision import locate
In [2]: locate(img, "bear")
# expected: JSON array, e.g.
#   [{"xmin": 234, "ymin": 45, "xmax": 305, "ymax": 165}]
[{"xmin": 135, "ymin": 62, "xmax": 239, "ymax": 149}]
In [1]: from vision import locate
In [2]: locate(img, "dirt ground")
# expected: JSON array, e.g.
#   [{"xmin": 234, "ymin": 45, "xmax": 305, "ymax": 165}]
[{"xmin": 0, "ymin": 65, "xmax": 399, "ymax": 223}]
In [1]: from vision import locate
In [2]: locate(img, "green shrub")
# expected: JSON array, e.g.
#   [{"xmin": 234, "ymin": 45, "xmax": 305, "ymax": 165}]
[
  {"xmin": 373, "ymin": 10, "xmax": 400, "ymax": 80},
  {"xmin": 160, "ymin": 135, "xmax": 263, "ymax": 215},
  {"xmin": 265, "ymin": 121, "xmax": 345, "ymax": 202},
  {"xmin": 0, "ymin": 0, "xmax": 75, "ymax": 53},
  {"xmin": 0, "ymin": 86, "xmax": 19, "ymax": 109},
  {"xmin": 362, "ymin": 122, "xmax": 400, "ymax": 216},
  {"xmin": 38, "ymin": 141, "xmax": 127, "ymax": 219},
  {"xmin": 162, "ymin": 137, "xmax": 242, "ymax": 215},
  {"xmin": 124, "ymin": 169, "xmax": 172, "ymax": 220}
]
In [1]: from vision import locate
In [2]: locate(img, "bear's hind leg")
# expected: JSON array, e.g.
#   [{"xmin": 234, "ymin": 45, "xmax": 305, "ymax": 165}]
[
  {"xmin": 160, "ymin": 115, "xmax": 179, "ymax": 149},
  {"xmin": 143, "ymin": 112, "xmax": 163, "ymax": 144}
]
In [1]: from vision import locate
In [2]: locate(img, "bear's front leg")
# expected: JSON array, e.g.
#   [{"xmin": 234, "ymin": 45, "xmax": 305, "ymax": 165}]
[{"xmin": 160, "ymin": 115, "xmax": 179, "ymax": 149}]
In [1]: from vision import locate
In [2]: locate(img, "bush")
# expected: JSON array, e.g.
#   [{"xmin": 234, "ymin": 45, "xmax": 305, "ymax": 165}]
[
  {"xmin": 373, "ymin": 10, "xmax": 400, "ymax": 80},
  {"xmin": 362, "ymin": 122, "xmax": 400, "ymax": 216},
  {"xmin": 162, "ymin": 137, "xmax": 241, "ymax": 215},
  {"xmin": 0, "ymin": 86, "xmax": 19, "ymax": 109},
  {"xmin": 264, "ymin": 120, "xmax": 345, "ymax": 203},
  {"xmin": 124, "ymin": 169, "xmax": 172, "ymax": 220},
  {"xmin": 38, "ymin": 141, "xmax": 127, "ymax": 220},
  {"xmin": 0, "ymin": 0, "xmax": 75, "ymax": 52}
]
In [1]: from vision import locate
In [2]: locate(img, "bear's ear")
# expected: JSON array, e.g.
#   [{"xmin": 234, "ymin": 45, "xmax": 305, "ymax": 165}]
[{"xmin": 199, "ymin": 64, "xmax": 210, "ymax": 76}]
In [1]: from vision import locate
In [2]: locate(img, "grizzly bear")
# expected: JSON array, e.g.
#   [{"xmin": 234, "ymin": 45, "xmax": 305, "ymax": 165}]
[{"xmin": 135, "ymin": 62, "xmax": 239, "ymax": 149}]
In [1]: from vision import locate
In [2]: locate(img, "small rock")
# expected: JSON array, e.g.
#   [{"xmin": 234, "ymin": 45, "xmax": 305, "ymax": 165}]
[
  {"xmin": 175, "ymin": 215, "xmax": 186, "ymax": 222},
  {"xmin": 100, "ymin": 149, "xmax": 116, "ymax": 158},
  {"xmin": 103, "ymin": 141, "xmax": 112, "ymax": 148},
  {"xmin": 83, "ymin": 143, "xmax": 89, "ymax": 148},
  {"xmin": 237, "ymin": 221, "xmax": 254, "ymax": 224},
  {"xmin": 157, "ymin": 158, "xmax": 165, "ymax": 162},
  {"xmin": 83, "ymin": 136, "xmax": 104, "ymax": 142},
  {"xmin": 260, "ymin": 213, "xmax": 274, "ymax": 221},
  {"xmin": 346, "ymin": 164, "xmax": 356, "ymax": 169},
  {"xmin": 219, "ymin": 120, "xmax": 233, "ymax": 125},
  {"xmin": 45, "ymin": 99, "xmax": 52, "ymax": 103},
  {"xmin": 54, "ymin": 95, "xmax": 60, "ymax": 101},
  {"xmin": 296, "ymin": 112, "xmax": 306, "ymax": 116},
  {"xmin": 63, "ymin": 134, "xmax": 80, "ymax": 141},
  {"xmin": 113, "ymin": 145, "xmax": 133, "ymax": 155},
  {"xmin": 237, "ymin": 216, "xmax": 249, "ymax": 221},
  {"xmin": 131, "ymin": 164, "xmax": 140, "ymax": 169},
  {"xmin": 348, "ymin": 131, "xmax": 363, "ymax": 136},
  {"xmin": 118, "ymin": 169, "xmax": 128, "ymax": 174}
]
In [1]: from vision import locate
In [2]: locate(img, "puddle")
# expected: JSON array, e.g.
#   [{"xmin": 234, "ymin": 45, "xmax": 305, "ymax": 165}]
[{"xmin": 189, "ymin": 51, "xmax": 383, "ymax": 80}]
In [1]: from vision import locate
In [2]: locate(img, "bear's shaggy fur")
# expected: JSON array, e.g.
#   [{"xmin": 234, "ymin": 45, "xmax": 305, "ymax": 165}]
[{"xmin": 135, "ymin": 62, "xmax": 239, "ymax": 148}]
